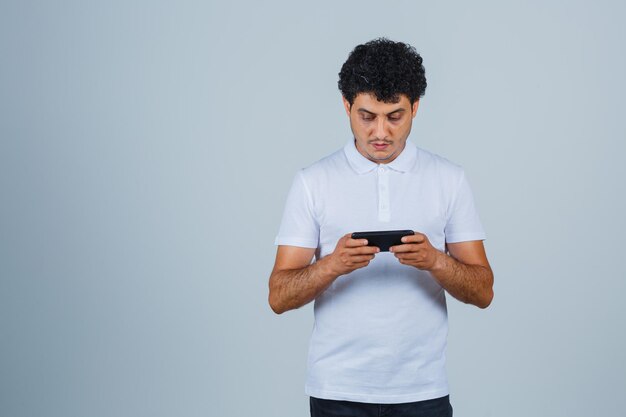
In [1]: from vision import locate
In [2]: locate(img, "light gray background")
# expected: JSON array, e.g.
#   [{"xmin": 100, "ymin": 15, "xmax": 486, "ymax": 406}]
[{"xmin": 1, "ymin": 1, "xmax": 625, "ymax": 416}]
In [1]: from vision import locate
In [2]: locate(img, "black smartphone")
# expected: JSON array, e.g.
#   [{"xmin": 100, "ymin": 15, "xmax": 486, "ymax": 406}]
[{"xmin": 351, "ymin": 230, "xmax": 414, "ymax": 252}]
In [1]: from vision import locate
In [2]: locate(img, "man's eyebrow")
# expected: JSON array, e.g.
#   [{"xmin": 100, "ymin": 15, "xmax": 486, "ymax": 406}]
[{"xmin": 357, "ymin": 108, "xmax": 406, "ymax": 116}]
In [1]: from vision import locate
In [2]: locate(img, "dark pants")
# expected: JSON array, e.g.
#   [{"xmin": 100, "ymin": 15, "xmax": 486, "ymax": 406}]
[{"xmin": 310, "ymin": 395, "xmax": 453, "ymax": 417}]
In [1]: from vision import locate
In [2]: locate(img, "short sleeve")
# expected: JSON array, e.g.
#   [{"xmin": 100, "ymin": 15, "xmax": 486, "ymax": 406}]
[
  {"xmin": 274, "ymin": 170, "xmax": 320, "ymax": 248},
  {"xmin": 444, "ymin": 171, "xmax": 486, "ymax": 243}
]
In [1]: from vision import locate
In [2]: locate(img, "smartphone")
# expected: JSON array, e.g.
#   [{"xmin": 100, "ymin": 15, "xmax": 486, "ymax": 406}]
[{"xmin": 351, "ymin": 230, "xmax": 414, "ymax": 252}]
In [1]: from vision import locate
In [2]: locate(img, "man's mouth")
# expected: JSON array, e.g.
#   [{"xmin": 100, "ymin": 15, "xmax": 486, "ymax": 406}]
[{"xmin": 371, "ymin": 142, "xmax": 390, "ymax": 151}]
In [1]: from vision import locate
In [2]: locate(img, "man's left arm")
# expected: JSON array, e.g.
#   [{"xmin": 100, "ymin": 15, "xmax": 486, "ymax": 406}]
[{"xmin": 390, "ymin": 234, "xmax": 494, "ymax": 308}]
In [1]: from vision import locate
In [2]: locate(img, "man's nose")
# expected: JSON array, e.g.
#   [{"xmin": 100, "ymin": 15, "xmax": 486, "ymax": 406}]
[{"xmin": 374, "ymin": 118, "xmax": 389, "ymax": 139}]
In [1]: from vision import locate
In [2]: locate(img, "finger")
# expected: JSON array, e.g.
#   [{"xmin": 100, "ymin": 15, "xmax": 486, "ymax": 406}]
[
  {"xmin": 347, "ymin": 245, "xmax": 380, "ymax": 255},
  {"xmin": 352, "ymin": 260, "xmax": 371, "ymax": 269},
  {"xmin": 338, "ymin": 233, "xmax": 355, "ymax": 243},
  {"xmin": 390, "ymin": 243, "xmax": 420, "ymax": 253},
  {"xmin": 350, "ymin": 254, "xmax": 376, "ymax": 263},
  {"xmin": 394, "ymin": 252, "xmax": 419, "ymax": 261},
  {"xmin": 345, "ymin": 237, "xmax": 369, "ymax": 248},
  {"xmin": 401, "ymin": 232, "xmax": 426, "ymax": 244},
  {"xmin": 395, "ymin": 254, "xmax": 420, "ymax": 264},
  {"xmin": 397, "ymin": 257, "xmax": 416, "ymax": 266}
]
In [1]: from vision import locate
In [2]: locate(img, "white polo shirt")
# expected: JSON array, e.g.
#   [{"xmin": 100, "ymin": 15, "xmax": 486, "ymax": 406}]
[{"xmin": 275, "ymin": 139, "xmax": 486, "ymax": 404}]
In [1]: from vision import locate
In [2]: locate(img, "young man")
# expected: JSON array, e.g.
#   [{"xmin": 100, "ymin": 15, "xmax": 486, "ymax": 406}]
[{"xmin": 269, "ymin": 38, "xmax": 493, "ymax": 417}]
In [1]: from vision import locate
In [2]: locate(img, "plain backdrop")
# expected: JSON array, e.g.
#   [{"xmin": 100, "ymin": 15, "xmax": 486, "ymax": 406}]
[{"xmin": 1, "ymin": 1, "xmax": 625, "ymax": 416}]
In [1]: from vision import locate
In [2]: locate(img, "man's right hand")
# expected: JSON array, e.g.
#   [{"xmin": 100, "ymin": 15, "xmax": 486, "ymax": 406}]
[
  {"xmin": 269, "ymin": 233, "xmax": 379, "ymax": 314},
  {"xmin": 325, "ymin": 233, "xmax": 380, "ymax": 276}
]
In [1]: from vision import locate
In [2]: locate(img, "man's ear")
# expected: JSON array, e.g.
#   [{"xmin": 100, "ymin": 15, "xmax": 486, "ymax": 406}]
[
  {"xmin": 342, "ymin": 96, "xmax": 351, "ymax": 117},
  {"xmin": 412, "ymin": 100, "xmax": 420, "ymax": 118}
]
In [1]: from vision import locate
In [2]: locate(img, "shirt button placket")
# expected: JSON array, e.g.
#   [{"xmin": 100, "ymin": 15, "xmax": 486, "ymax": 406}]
[{"xmin": 378, "ymin": 165, "xmax": 390, "ymax": 222}]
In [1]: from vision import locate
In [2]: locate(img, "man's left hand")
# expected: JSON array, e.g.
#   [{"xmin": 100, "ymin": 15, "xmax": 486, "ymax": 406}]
[{"xmin": 390, "ymin": 232, "xmax": 443, "ymax": 271}]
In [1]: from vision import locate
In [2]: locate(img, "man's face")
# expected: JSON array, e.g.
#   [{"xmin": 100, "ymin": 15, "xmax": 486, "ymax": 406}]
[{"xmin": 343, "ymin": 93, "xmax": 419, "ymax": 164}]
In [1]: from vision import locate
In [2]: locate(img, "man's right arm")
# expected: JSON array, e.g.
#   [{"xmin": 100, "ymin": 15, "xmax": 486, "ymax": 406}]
[{"xmin": 268, "ymin": 234, "xmax": 379, "ymax": 314}]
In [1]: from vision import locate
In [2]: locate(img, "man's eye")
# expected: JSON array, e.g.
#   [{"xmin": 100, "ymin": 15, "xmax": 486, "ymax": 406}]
[
  {"xmin": 361, "ymin": 116, "xmax": 375, "ymax": 121},
  {"xmin": 389, "ymin": 116, "xmax": 401, "ymax": 122}
]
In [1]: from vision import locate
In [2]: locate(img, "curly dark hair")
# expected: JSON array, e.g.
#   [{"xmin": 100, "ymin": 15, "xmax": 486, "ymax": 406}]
[{"xmin": 338, "ymin": 38, "xmax": 427, "ymax": 106}]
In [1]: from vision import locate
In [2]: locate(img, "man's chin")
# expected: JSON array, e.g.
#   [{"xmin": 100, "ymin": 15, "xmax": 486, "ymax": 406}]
[{"xmin": 368, "ymin": 150, "xmax": 396, "ymax": 162}]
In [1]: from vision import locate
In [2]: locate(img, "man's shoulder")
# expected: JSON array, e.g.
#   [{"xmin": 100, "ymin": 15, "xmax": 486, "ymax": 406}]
[
  {"xmin": 414, "ymin": 145, "xmax": 464, "ymax": 177},
  {"xmin": 299, "ymin": 146, "xmax": 347, "ymax": 178}
]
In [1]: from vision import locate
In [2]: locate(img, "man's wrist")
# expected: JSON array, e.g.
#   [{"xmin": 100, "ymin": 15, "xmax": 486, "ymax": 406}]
[
  {"xmin": 429, "ymin": 250, "xmax": 449, "ymax": 273},
  {"xmin": 316, "ymin": 255, "xmax": 341, "ymax": 282}
]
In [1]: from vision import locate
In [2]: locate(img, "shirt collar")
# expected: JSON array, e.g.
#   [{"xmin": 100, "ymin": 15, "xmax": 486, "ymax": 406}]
[{"xmin": 343, "ymin": 139, "xmax": 418, "ymax": 174}]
